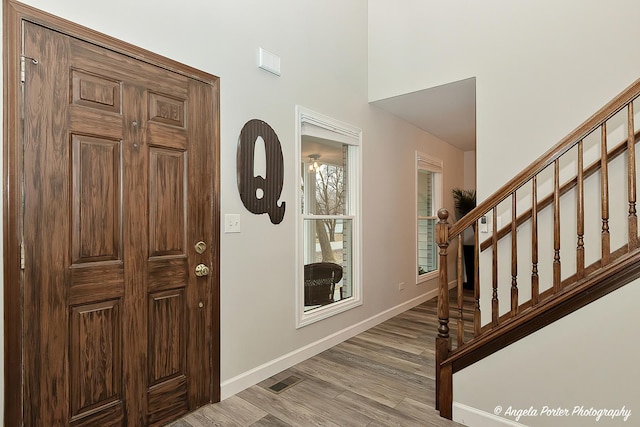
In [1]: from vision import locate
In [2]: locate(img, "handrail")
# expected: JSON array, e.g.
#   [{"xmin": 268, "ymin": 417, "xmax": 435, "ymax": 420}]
[
  {"xmin": 449, "ymin": 78, "xmax": 640, "ymax": 239},
  {"xmin": 435, "ymin": 77, "xmax": 640, "ymax": 420}
]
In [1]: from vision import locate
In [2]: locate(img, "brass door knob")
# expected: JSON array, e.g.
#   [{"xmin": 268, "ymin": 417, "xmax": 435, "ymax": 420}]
[
  {"xmin": 195, "ymin": 264, "xmax": 210, "ymax": 277},
  {"xmin": 195, "ymin": 241, "xmax": 207, "ymax": 254}
]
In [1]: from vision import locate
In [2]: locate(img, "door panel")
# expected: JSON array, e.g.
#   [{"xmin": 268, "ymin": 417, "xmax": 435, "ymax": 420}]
[
  {"xmin": 149, "ymin": 148, "xmax": 186, "ymax": 257},
  {"xmin": 69, "ymin": 300, "xmax": 123, "ymax": 420},
  {"xmin": 22, "ymin": 20, "xmax": 217, "ymax": 427},
  {"xmin": 71, "ymin": 69, "xmax": 122, "ymax": 113},
  {"xmin": 71, "ymin": 134, "xmax": 122, "ymax": 264}
]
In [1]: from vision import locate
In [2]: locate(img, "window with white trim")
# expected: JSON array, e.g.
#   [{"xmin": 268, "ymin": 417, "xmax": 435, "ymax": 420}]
[
  {"xmin": 296, "ymin": 106, "xmax": 361, "ymax": 327},
  {"xmin": 417, "ymin": 152, "xmax": 442, "ymax": 282}
]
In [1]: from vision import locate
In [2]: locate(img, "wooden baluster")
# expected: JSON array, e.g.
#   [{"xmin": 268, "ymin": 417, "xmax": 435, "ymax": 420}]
[
  {"xmin": 473, "ymin": 220, "xmax": 481, "ymax": 337},
  {"xmin": 628, "ymin": 103, "xmax": 638, "ymax": 249},
  {"xmin": 491, "ymin": 207, "xmax": 499, "ymax": 326},
  {"xmin": 435, "ymin": 209, "xmax": 450, "ymax": 411},
  {"xmin": 601, "ymin": 123, "xmax": 611, "ymax": 264},
  {"xmin": 553, "ymin": 159, "xmax": 561, "ymax": 292},
  {"xmin": 531, "ymin": 176, "xmax": 539, "ymax": 305},
  {"xmin": 457, "ymin": 235, "xmax": 464, "ymax": 347},
  {"xmin": 510, "ymin": 192, "xmax": 518, "ymax": 316},
  {"xmin": 577, "ymin": 140, "xmax": 585, "ymax": 280},
  {"xmin": 456, "ymin": 234, "xmax": 463, "ymax": 291}
]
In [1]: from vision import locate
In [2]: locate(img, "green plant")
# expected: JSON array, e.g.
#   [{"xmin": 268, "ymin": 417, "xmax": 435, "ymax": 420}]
[
  {"xmin": 451, "ymin": 188, "xmax": 476, "ymax": 220},
  {"xmin": 452, "ymin": 188, "xmax": 477, "ymax": 289}
]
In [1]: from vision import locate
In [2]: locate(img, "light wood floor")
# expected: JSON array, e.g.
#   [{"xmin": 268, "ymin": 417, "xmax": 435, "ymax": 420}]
[{"xmin": 168, "ymin": 295, "xmax": 467, "ymax": 427}]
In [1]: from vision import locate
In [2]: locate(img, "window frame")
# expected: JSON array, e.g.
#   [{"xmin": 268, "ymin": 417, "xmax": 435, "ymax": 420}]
[
  {"xmin": 416, "ymin": 151, "xmax": 443, "ymax": 284},
  {"xmin": 295, "ymin": 105, "xmax": 362, "ymax": 328}
]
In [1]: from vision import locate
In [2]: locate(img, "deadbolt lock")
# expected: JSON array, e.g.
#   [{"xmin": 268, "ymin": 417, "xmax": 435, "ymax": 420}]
[
  {"xmin": 195, "ymin": 241, "xmax": 207, "ymax": 254},
  {"xmin": 195, "ymin": 264, "xmax": 210, "ymax": 277}
]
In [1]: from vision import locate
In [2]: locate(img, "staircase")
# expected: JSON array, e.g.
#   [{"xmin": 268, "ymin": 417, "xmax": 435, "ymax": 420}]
[{"xmin": 435, "ymin": 78, "xmax": 640, "ymax": 419}]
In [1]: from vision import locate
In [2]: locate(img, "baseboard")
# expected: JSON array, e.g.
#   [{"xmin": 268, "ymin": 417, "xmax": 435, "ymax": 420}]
[
  {"xmin": 453, "ymin": 402, "xmax": 529, "ymax": 427},
  {"xmin": 220, "ymin": 286, "xmax": 444, "ymax": 400}
]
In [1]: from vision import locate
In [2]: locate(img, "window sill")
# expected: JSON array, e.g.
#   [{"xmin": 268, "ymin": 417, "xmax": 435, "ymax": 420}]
[
  {"xmin": 297, "ymin": 296, "xmax": 362, "ymax": 328},
  {"xmin": 417, "ymin": 270, "xmax": 438, "ymax": 285}
]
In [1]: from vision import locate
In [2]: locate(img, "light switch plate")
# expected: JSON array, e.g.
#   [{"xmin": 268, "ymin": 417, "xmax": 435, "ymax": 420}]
[{"xmin": 225, "ymin": 214, "xmax": 241, "ymax": 233}]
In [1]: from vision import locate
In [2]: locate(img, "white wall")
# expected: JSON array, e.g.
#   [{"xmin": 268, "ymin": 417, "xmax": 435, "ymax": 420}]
[
  {"xmin": 0, "ymin": 0, "xmax": 466, "ymax": 418},
  {"xmin": 369, "ymin": 0, "xmax": 640, "ymax": 200},
  {"xmin": 368, "ymin": 0, "xmax": 640, "ymax": 425},
  {"xmin": 463, "ymin": 150, "xmax": 476, "ymax": 192},
  {"xmin": 454, "ymin": 282, "xmax": 640, "ymax": 427}
]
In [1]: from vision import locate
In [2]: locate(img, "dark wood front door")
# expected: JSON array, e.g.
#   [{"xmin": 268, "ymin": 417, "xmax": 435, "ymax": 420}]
[{"xmin": 18, "ymin": 18, "xmax": 219, "ymax": 427}]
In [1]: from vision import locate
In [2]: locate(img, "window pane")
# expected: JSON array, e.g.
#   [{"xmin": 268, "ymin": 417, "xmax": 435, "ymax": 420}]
[
  {"xmin": 418, "ymin": 218, "xmax": 438, "ymax": 274},
  {"xmin": 301, "ymin": 138, "xmax": 347, "ymax": 215},
  {"xmin": 303, "ymin": 218, "xmax": 353, "ymax": 311},
  {"xmin": 417, "ymin": 159, "xmax": 440, "ymax": 278},
  {"xmin": 417, "ymin": 169, "xmax": 434, "ymax": 217}
]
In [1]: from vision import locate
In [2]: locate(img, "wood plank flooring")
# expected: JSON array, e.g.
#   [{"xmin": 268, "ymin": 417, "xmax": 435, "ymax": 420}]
[{"xmin": 168, "ymin": 295, "xmax": 467, "ymax": 426}]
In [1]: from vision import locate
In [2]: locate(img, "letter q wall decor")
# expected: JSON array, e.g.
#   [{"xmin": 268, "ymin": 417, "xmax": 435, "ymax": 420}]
[{"xmin": 237, "ymin": 119, "xmax": 286, "ymax": 224}]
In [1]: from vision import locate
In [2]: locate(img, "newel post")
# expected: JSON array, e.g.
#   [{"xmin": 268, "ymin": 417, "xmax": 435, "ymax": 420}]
[{"xmin": 435, "ymin": 208, "xmax": 453, "ymax": 418}]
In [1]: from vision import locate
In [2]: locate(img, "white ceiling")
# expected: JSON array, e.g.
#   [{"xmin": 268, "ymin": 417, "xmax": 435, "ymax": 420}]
[
  {"xmin": 371, "ymin": 77, "xmax": 476, "ymax": 152},
  {"xmin": 301, "ymin": 136, "xmax": 344, "ymax": 166}
]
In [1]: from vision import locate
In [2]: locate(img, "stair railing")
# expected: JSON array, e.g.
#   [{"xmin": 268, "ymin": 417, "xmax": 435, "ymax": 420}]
[{"xmin": 435, "ymin": 77, "xmax": 640, "ymax": 419}]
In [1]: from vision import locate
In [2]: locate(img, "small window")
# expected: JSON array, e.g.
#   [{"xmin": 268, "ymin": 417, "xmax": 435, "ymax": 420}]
[
  {"xmin": 297, "ymin": 106, "xmax": 361, "ymax": 327},
  {"xmin": 417, "ymin": 152, "xmax": 442, "ymax": 282}
]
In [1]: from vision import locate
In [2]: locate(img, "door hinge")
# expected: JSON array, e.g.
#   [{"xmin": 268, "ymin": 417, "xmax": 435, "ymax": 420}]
[
  {"xmin": 20, "ymin": 56, "xmax": 25, "ymax": 83},
  {"xmin": 20, "ymin": 241, "xmax": 25, "ymax": 270},
  {"xmin": 20, "ymin": 56, "xmax": 38, "ymax": 83}
]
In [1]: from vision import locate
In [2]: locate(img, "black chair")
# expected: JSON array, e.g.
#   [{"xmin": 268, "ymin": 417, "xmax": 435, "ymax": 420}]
[{"xmin": 304, "ymin": 262, "xmax": 343, "ymax": 306}]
